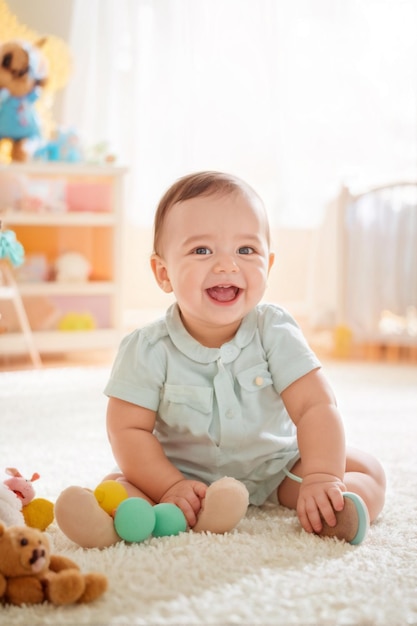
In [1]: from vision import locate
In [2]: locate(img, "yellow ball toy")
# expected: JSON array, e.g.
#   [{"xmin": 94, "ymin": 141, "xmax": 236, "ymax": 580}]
[
  {"xmin": 23, "ymin": 498, "xmax": 54, "ymax": 531},
  {"xmin": 94, "ymin": 480, "xmax": 128, "ymax": 515}
]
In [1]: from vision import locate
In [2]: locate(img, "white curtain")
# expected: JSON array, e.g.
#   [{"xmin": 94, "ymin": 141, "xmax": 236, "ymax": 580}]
[
  {"xmin": 344, "ymin": 186, "xmax": 417, "ymax": 338},
  {"xmin": 62, "ymin": 0, "xmax": 417, "ymax": 228}
]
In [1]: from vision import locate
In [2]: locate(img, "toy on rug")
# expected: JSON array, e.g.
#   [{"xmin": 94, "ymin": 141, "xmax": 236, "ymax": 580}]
[
  {"xmin": 0, "ymin": 38, "xmax": 49, "ymax": 161},
  {"xmin": 55, "ymin": 476, "xmax": 250, "ymax": 549},
  {"xmin": 3, "ymin": 467, "xmax": 54, "ymax": 531},
  {"xmin": 0, "ymin": 483, "xmax": 24, "ymax": 527},
  {"xmin": 0, "ymin": 522, "xmax": 107, "ymax": 606}
]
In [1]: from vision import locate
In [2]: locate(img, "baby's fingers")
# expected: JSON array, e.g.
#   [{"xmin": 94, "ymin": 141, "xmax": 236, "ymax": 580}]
[
  {"xmin": 163, "ymin": 496, "xmax": 198, "ymax": 528},
  {"xmin": 297, "ymin": 497, "xmax": 320, "ymax": 533}
]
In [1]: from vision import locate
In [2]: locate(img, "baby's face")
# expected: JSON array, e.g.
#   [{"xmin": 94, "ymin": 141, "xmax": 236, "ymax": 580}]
[{"xmin": 152, "ymin": 190, "xmax": 274, "ymax": 347}]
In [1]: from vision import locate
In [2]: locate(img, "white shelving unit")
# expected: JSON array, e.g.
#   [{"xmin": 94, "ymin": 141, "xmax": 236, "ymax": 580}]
[{"xmin": 0, "ymin": 162, "xmax": 127, "ymax": 359}]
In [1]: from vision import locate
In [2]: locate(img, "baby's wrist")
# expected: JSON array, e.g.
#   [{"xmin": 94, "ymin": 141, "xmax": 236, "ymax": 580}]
[
  {"xmin": 302, "ymin": 472, "xmax": 343, "ymax": 485},
  {"xmin": 159, "ymin": 477, "xmax": 186, "ymax": 501}
]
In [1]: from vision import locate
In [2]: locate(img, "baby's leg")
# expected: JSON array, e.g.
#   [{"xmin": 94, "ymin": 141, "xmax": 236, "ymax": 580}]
[
  {"xmin": 102, "ymin": 472, "xmax": 156, "ymax": 503},
  {"xmin": 104, "ymin": 473, "xmax": 250, "ymax": 534},
  {"xmin": 342, "ymin": 446, "xmax": 386, "ymax": 520}
]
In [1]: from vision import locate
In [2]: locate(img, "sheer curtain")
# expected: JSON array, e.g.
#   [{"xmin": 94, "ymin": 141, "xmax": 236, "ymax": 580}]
[
  {"xmin": 62, "ymin": 0, "xmax": 417, "ymax": 228},
  {"xmin": 344, "ymin": 185, "xmax": 417, "ymax": 339}
]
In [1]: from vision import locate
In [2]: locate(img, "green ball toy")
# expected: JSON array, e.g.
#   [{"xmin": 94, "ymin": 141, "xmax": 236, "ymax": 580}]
[
  {"xmin": 153, "ymin": 503, "xmax": 187, "ymax": 537},
  {"xmin": 114, "ymin": 498, "xmax": 155, "ymax": 543}
]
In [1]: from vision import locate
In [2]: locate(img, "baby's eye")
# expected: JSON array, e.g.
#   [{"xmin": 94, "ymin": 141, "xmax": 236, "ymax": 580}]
[
  {"xmin": 238, "ymin": 246, "xmax": 255, "ymax": 255},
  {"xmin": 193, "ymin": 247, "xmax": 212, "ymax": 255}
]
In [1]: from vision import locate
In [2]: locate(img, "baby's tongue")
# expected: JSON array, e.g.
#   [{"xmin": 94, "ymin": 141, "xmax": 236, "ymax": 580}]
[{"xmin": 207, "ymin": 286, "xmax": 237, "ymax": 302}]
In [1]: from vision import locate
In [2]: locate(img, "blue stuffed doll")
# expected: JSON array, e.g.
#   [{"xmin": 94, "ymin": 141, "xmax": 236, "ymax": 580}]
[{"xmin": 0, "ymin": 39, "xmax": 48, "ymax": 161}]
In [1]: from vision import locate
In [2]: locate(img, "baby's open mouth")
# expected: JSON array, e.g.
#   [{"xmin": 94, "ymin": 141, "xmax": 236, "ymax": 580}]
[{"xmin": 206, "ymin": 285, "xmax": 240, "ymax": 302}]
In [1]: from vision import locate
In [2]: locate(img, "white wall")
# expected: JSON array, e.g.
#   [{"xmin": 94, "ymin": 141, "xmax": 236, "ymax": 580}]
[{"xmin": 6, "ymin": 0, "xmax": 314, "ymax": 327}]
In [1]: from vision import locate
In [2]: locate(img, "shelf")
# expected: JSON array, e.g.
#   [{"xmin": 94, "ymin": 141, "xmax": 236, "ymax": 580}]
[
  {"xmin": 0, "ymin": 210, "xmax": 116, "ymax": 226},
  {"xmin": 0, "ymin": 162, "xmax": 127, "ymax": 177},
  {"xmin": 0, "ymin": 329, "xmax": 123, "ymax": 355},
  {"xmin": 353, "ymin": 331, "xmax": 417, "ymax": 347},
  {"xmin": 17, "ymin": 281, "xmax": 116, "ymax": 296},
  {"xmin": 0, "ymin": 163, "xmax": 126, "ymax": 361}
]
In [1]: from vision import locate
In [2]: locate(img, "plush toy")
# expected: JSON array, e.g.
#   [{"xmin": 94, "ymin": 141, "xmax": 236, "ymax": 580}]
[
  {"xmin": 34, "ymin": 127, "xmax": 83, "ymax": 163},
  {"xmin": 54, "ymin": 251, "xmax": 91, "ymax": 282},
  {"xmin": 0, "ymin": 38, "xmax": 48, "ymax": 161},
  {"xmin": 55, "ymin": 476, "xmax": 250, "ymax": 549},
  {"xmin": 0, "ymin": 522, "xmax": 107, "ymax": 606},
  {"xmin": 3, "ymin": 468, "xmax": 54, "ymax": 531},
  {"xmin": 0, "ymin": 483, "xmax": 24, "ymax": 527},
  {"xmin": 58, "ymin": 312, "xmax": 96, "ymax": 331}
]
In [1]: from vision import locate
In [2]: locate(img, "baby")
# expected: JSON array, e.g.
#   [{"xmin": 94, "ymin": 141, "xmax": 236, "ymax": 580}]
[{"xmin": 56, "ymin": 171, "xmax": 386, "ymax": 548}]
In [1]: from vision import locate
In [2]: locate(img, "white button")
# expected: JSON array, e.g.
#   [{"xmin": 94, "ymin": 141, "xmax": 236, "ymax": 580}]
[
  {"xmin": 254, "ymin": 376, "xmax": 264, "ymax": 386},
  {"xmin": 225, "ymin": 409, "xmax": 234, "ymax": 418}
]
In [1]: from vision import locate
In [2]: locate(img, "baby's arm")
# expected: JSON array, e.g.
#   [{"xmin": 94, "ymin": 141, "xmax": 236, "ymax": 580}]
[
  {"xmin": 106, "ymin": 396, "xmax": 207, "ymax": 526},
  {"xmin": 281, "ymin": 368, "xmax": 346, "ymax": 534}
]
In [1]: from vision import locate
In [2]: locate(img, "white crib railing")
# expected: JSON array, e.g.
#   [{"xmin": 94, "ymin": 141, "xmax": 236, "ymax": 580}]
[{"xmin": 310, "ymin": 182, "xmax": 417, "ymax": 360}]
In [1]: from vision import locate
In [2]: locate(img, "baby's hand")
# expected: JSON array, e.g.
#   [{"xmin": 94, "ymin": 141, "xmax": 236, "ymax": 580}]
[
  {"xmin": 296, "ymin": 473, "xmax": 346, "ymax": 534},
  {"xmin": 160, "ymin": 479, "xmax": 207, "ymax": 528}
]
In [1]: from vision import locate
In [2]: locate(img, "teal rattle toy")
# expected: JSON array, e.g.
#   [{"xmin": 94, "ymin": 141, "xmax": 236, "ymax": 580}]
[
  {"xmin": 282, "ymin": 467, "xmax": 369, "ymax": 545},
  {"xmin": 94, "ymin": 480, "xmax": 187, "ymax": 542}
]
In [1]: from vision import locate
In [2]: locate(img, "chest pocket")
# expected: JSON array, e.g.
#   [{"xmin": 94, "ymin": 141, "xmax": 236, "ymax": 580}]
[
  {"xmin": 236, "ymin": 364, "xmax": 273, "ymax": 393},
  {"xmin": 159, "ymin": 384, "xmax": 213, "ymax": 436}
]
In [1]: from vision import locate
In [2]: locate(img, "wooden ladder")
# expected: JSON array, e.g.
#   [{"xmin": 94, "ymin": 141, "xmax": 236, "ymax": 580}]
[{"xmin": 0, "ymin": 259, "xmax": 42, "ymax": 368}]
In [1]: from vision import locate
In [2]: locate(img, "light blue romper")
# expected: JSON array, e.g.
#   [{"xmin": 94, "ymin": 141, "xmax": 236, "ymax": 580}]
[{"xmin": 104, "ymin": 303, "xmax": 321, "ymax": 505}]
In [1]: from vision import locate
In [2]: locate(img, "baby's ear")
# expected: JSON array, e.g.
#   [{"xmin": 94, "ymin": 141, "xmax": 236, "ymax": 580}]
[{"xmin": 150, "ymin": 254, "xmax": 173, "ymax": 293}]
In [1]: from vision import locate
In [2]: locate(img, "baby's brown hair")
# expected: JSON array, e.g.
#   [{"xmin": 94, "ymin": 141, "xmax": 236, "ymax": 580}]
[{"xmin": 152, "ymin": 171, "xmax": 267, "ymax": 255}]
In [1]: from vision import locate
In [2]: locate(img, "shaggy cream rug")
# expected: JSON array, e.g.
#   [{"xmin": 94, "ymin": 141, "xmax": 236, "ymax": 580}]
[{"xmin": 1, "ymin": 360, "xmax": 416, "ymax": 625}]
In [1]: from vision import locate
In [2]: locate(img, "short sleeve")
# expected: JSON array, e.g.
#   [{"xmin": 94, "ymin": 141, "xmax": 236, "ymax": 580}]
[
  {"xmin": 104, "ymin": 328, "xmax": 167, "ymax": 410},
  {"xmin": 257, "ymin": 304, "xmax": 321, "ymax": 394}
]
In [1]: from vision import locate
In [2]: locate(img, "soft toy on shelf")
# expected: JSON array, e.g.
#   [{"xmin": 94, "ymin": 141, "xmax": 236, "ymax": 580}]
[
  {"xmin": 34, "ymin": 127, "xmax": 83, "ymax": 163},
  {"xmin": 58, "ymin": 312, "xmax": 96, "ymax": 331},
  {"xmin": 3, "ymin": 467, "xmax": 54, "ymax": 531},
  {"xmin": 54, "ymin": 251, "xmax": 91, "ymax": 283},
  {"xmin": 0, "ymin": 522, "xmax": 108, "ymax": 606},
  {"xmin": 0, "ymin": 38, "xmax": 48, "ymax": 161}
]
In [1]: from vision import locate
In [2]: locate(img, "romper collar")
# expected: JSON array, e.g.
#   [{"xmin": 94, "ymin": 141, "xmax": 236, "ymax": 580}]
[{"xmin": 166, "ymin": 303, "xmax": 258, "ymax": 364}]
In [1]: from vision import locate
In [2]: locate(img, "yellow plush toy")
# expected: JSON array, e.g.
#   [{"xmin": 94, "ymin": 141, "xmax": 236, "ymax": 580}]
[{"xmin": 0, "ymin": 522, "xmax": 108, "ymax": 606}]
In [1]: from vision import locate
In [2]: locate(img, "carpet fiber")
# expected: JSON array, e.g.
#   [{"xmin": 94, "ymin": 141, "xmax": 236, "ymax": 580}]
[{"xmin": 1, "ymin": 360, "xmax": 416, "ymax": 625}]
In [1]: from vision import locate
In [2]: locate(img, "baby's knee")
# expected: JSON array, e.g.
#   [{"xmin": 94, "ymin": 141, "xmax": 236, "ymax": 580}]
[{"xmin": 346, "ymin": 446, "xmax": 386, "ymax": 489}]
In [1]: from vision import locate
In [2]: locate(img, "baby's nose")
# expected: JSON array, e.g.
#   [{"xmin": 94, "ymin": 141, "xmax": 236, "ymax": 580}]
[{"xmin": 213, "ymin": 254, "xmax": 239, "ymax": 273}]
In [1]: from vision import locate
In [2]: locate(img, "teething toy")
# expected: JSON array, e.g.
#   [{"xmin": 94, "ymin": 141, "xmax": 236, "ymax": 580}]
[
  {"xmin": 283, "ymin": 466, "xmax": 370, "ymax": 545},
  {"xmin": 55, "ymin": 477, "xmax": 249, "ymax": 548},
  {"xmin": 114, "ymin": 498, "xmax": 156, "ymax": 542},
  {"xmin": 153, "ymin": 503, "xmax": 188, "ymax": 537},
  {"xmin": 94, "ymin": 480, "xmax": 128, "ymax": 515},
  {"xmin": 93, "ymin": 480, "xmax": 188, "ymax": 542}
]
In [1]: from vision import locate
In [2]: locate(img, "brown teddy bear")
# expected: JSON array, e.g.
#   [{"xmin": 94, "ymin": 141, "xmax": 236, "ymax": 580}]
[{"xmin": 0, "ymin": 522, "xmax": 107, "ymax": 606}]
